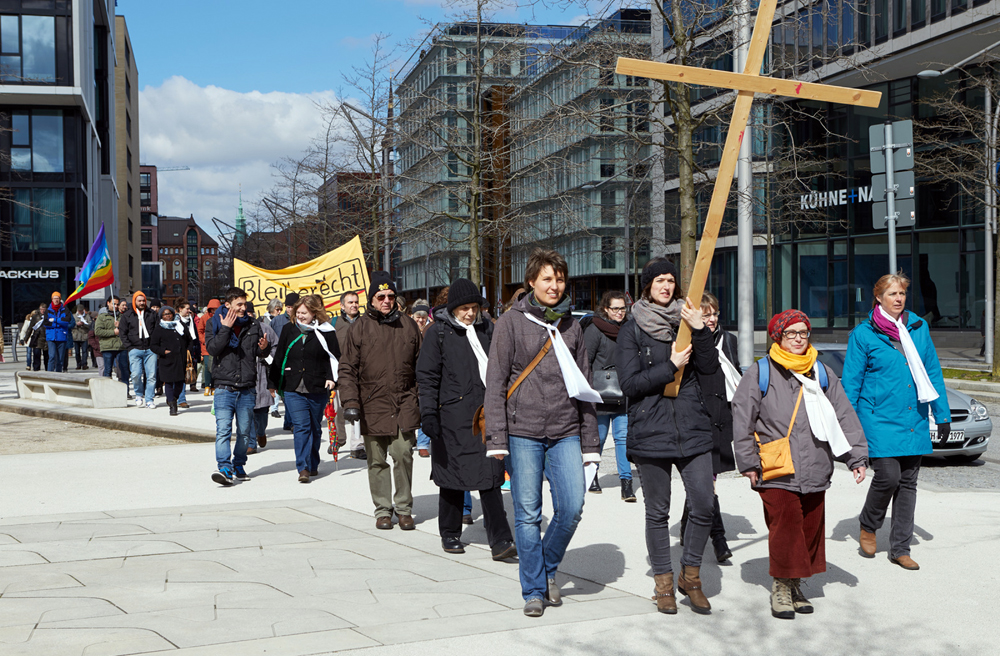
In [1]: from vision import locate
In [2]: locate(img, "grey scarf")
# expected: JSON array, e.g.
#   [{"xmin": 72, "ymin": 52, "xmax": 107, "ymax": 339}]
[{"xmin": 631, "ymin": 298, "xmax": 681, "ymax": 343}]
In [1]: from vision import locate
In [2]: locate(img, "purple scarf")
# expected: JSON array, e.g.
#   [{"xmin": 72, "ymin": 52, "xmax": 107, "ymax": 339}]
[{"xmin": 871, "ymin": 306, "xmax": 900, "ymax": 340}]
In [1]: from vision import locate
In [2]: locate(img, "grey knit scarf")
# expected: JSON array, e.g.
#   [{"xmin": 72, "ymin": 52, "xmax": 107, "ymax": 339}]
[{"xmin": 631, "ymin": 298, "xmax": 681, "ymax": 343}]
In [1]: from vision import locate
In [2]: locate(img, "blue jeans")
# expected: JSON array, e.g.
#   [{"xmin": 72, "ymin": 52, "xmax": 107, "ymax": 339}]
[
  {"xmin": 102, "ymin": 351, "xmax": 118, "ymax": 377},
  {"xmin": 285, "ymin": 391, "xmax": 326, "ymax": 474},
  {"xmin": 597, "ymin": 414, "xmax": 632, "ymax": 481},
  {"xmin": 464, "ymin": 491, "xmax": 473, "ymax": 515},
  {"xmin": 47, "ymin": 340, "xmax": 68, "ymax": 372},
  {"xmin": 416, "ymin": 427, "xmax": 430, "ymax": 449},
  {"xmin": 509, "ymin": 435, "xmax": 586, "ymax": 602},
  {"xmin": 214, "ymin": 386, "xmax": 255, "ymax": 469},
  {"xmin": 128, "ymin": 349, "xmax": 158, "ymax": 404}
]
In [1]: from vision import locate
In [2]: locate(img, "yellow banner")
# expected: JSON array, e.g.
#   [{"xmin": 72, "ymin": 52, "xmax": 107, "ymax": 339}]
[{"xmin": 233, "ymin": 236, "xmax": 370, "ymax": 313}]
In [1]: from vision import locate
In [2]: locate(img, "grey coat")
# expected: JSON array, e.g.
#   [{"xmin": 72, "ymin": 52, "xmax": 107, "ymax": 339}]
[
  {"xmin": 255, "ymin": 322, "xmax": 278, "ymax": 409},
  {"xmin": 731, "ymin": 358, "xmax": 868, "ymax": 494},
  {"xmin": 484, "ymin": 294, "xmax": 598, "ymax": 455}
]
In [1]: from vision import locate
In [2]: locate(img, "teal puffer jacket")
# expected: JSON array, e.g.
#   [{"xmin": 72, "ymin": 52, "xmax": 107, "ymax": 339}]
[{"xmin": 841, "ymin": 310, "xmax": 951, "ymax": 458}]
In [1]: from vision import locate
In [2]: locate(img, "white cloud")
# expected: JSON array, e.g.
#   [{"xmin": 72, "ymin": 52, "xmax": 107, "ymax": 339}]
[{"xmin": 138, "ymin": 76, "xmax": 338, "ymax": 240}]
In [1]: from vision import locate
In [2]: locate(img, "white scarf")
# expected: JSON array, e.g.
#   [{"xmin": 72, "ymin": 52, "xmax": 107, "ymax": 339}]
[
  {"xmin": 714, "ymin": 333, "xmax": 742, "ymax": 402},
  {"xmin": 137, "ymin": 310, "xmax": 149, "ymax": 340},
  {"xmin": 790, "ymin": 366, "xmax": 852, "ymax": 457},
  {"xmin": 877, "ymin": 305, "xmax": 938, "ymax": 403},
  {"xmin": 298, "ymin": 320, "xmax": 339, "ymax": 382},
  {"xmin": 176, "ymin": 315, "xmax": 197, "ymax": 340},
  {"xmin": 523, "ymin": 313, "xmax": 602, "ymax": 404},
  {"xmin": 76, "ymin": 313, "xmax": 89, "ymax": 326},
  {"xmin": 458, "ymin": 316, "xmax": 489, "ymax": 385}
]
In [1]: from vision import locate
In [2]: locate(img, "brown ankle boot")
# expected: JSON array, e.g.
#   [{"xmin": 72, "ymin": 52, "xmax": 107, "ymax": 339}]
[
  {"xmin": 652, "ymin": 573, "xmax": 677, "ymax": 614},
  {"xmin": 677, "ymin": 566, "xmax": 711, "ymax": 614},
  {"xmin": 859, "ymin": 529, "xmax": 876, "ymax": 558}
]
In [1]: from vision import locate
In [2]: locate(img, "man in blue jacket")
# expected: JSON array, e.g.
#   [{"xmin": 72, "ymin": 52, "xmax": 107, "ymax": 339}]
[{"xmin": 45, "ymin": 292, "xmax": 73, "ymax": 372}]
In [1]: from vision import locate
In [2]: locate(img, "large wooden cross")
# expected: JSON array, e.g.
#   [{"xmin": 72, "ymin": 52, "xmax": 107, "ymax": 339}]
[{"xmin": 616, "ymin": 0, "xmax": 882, "ymax": 396}]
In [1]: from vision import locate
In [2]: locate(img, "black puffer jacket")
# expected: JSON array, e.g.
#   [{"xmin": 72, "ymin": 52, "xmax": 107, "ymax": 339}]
[
  {"xmin": 700, "ymin": 329, "xmax": 740, "ymax": 474},
  {"xmin": 616, "ymin": 318, "xmax": 718, "ymax": 461},
  {"xmin": 416, "ymin": 308, "xmax": 504, "ymax": 491},
  {"xmin": 206, "ymin": 310, "xmax": 271, "ymax": 389}
]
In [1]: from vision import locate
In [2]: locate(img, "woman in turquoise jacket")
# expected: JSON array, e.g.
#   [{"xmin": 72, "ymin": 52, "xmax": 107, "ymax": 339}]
[{"xmin": 842, "ymin": 273, "xmax": 950, "ymax": 572}]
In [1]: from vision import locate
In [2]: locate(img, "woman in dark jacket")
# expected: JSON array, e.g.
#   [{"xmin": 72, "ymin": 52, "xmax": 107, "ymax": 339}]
[
  {"xmin": 269, "ymin": 295, "xmax": 340, "ymax": 484},
  {"xmin": 615, "ymin": 258, "xmax": 719, "ymax": 616},
  {"xmin": 584, "ymin": 290, "xmax": 634, "ymax": 501},
  {"xmin": 416, "ymin": 278, "xmax": 516, "ymax": 560},
  {"xmin": 679, "ymin": 292, "xmax": 741, "ymax": 563},
  {"xmin": 149, "ymin": 306, "xmax": 192, "ymax": 416}
]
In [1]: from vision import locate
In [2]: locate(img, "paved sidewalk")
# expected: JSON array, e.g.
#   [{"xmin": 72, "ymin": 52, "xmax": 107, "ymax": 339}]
[{"xmin": 1, "ymin": 432, "xmax": 998, "ymax": 655}]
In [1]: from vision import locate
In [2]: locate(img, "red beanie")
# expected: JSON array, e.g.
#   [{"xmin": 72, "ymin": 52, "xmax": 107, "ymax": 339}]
[{"xmin": 768, "ymin": 309, "xmax": 810, "ymax": 342}]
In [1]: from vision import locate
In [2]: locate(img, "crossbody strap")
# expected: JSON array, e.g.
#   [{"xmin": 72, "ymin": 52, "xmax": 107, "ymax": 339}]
[
  {"xmin": 755, "ymin": 385, "xmax": 803, "ymax": 445},
  {"xmin": 506, "ymin": 337, "xmax": 552, "ymax": 400},
  {"xmin": 277, "ymin": 333, "xmax": 306, "ymax": 394}
]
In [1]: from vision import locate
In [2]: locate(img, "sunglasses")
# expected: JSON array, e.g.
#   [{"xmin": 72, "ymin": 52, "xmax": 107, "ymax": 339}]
[{"xmin": 375, "ymin": 293, "xmax": 396, "ymax": 302}]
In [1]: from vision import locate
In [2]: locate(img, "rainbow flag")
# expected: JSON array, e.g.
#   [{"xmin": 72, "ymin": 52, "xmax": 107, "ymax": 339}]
[{"xmin": 65, "ymin": 223, "xmax": 114, "ymax": 305}]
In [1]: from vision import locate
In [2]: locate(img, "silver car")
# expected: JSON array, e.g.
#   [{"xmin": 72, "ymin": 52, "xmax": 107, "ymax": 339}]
[{"xmin": 815, "ymin": 344, "xmax": 991, "ymax": 463}]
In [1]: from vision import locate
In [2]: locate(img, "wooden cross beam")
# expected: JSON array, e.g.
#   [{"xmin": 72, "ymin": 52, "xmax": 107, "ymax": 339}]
[{"xmin": 616, "ymin": 0, "xmax": 882, "ymax": 397}]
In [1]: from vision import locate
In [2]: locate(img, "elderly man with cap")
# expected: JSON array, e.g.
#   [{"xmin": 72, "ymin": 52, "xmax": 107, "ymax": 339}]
[
  {"xmin": 44, "ymin": 292, "xmax": 73, "ymax": 372},
  {"xmin": 120, "ymin": 291, "xmax": 159, "ymax": 408},
  {"xmin": 338, "ymin": 272, "xmax": 423, "ymax": 530}
]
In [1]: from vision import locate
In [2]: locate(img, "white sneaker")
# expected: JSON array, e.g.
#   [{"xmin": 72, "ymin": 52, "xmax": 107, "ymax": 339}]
[
  {"xmin": 147, "ymin": 401, "xmax": 157, "ymax": 409},
  {"xmin": 135, "ymin": 398, "xmax": 146, "ymax": 408}
]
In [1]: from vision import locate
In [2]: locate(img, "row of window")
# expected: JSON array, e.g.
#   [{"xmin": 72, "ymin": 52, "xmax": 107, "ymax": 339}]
[{"xmin": 158, "ymin": 246, "xmax": 217, "ymax": 255}]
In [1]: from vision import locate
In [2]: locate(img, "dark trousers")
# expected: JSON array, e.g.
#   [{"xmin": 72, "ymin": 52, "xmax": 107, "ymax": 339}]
[
  {"xmin": 251, "ymin": 407, "xmax": 269, "ymax": 450},
  {"xmin": 682, "ymin": 493, "xmax": 727, "ymax": 542},
  {"xmin": 74, "ymin": 341, "xmax": 87, "ymax": 367},
  {"xmin": 164, "ymin": 381, "xmax": 183, "ymax": 405},
  {"xmin": 31, "ymin": 347, "xmax": 49, "ymax": 371},
  {"xmin": 759, "ymin": 488, "xmax": 826, "ymax": 579},
  {"xmin": 439, "ymin": 486, "xmax": 513, "ymax": 546},
  {"xmin": 634, "ymin": 451, "xmax": 715, "ymax": 574},
  {"xmin": 859, "ymin": 455, "xmax": 921, "ymax": 558}
]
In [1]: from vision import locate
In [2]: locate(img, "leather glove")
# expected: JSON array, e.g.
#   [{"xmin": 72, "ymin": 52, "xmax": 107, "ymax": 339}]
[
  {"xmin": 343, "ymin": 407, "xmax": 361, "ymax": 423},
  {"xmin": 421, "ymin": 414, "xmax": 441, "ymax": 441},
  {"xmin": 936, "ymin": 422, "xmax": 950, "ymax": 443}
]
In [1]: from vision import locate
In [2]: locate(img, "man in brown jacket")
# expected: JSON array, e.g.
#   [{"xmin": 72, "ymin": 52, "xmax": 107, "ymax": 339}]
[{"xmin": 338, "ymin": 273, "xmax": 422, "ymax": 530}]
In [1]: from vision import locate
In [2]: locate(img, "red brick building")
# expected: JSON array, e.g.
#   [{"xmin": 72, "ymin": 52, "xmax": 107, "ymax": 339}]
[{"xmin": 156, "ymin": 215, "xmax": 219, "ymax": 308}]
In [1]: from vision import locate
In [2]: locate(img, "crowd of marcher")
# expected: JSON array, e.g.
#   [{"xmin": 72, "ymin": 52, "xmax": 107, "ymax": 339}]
[{"xmin": 13, "ymin": 251, "xmax": 947, "ymax": 621}]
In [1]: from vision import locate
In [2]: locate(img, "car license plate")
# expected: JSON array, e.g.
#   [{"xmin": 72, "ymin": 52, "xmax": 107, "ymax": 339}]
[{"xmin": 930, "ymin": 430, "xmax": 964, "ymax": 443}]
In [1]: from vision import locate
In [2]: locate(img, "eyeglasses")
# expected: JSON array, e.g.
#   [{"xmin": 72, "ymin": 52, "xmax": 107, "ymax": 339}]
[
  {"xmin": 703, "ymin": 312, "xmax": 719, "ymax": 319},
  {"xmin": 607, "ymin": 306, "xmax": 627, "ymax": 313},
  {"xmin": 782, "ymin": 330, "xmax": 811, "ymax": 340},
  {"xmin": 374, "ymin": 293, "xmax": 396, "ymax": 302}
]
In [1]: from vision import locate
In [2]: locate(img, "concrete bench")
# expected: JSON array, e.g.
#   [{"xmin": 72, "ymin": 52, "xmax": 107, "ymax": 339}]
[{"xmin": 16, "ymin": 372, "xmax": 127, "ymax": 409}]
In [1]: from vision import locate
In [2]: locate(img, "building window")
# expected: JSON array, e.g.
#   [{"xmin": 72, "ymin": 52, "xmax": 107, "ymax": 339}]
[
  {"xmin": 140, "ymin": 229, "xmax": 151, "ymax": 245},
  {"xmin": 125, "ymin": 77, "xmax": 131, "ymax": 103},
  {"xmin": 174, "ymin": 270, "xmax": 180, "ymax": 280},
  {"xmin": 140, "ymin": 191, "xmax": 150, "ymax": 206},
  {"xmin": 126, "ymin": 147, "xmax": 132, "ymax": 172},
  {"xmin": 129, "ymin": 254, "xmax": 134, "ymax": 277},
  {"xmin": 447, "ymin": 152, "xmax": 458, "ymax": 177},
  {"xmin": 8, "ymin": 109, "xmax": 64, "ymax": 173},
  {"xmin": 126, "ymin": 112, "xmax": 131, "ymax": 137},
  {"xmin": 0, "ymin": 15, "xmax": 56, "ymax": 83},
  {"xmin": 128, "ymin": 219, "xmax": 133, "ymax": 242},
  {"xmin": 125, "ymin": 40, "xmax": 130, "ymax": 67},
  {"xmin": 600, "ymin": 99, "xmax": 614, "ymax": 132},
  {"xmin": 601, "ymin": 190, "xmax": 616, "ymax": 225},
  {"xmin": 141, "ymin": 248, "xmax": 152, "ymax": 261},
  {"xmin": 601, "ymin": 235, "xmax": 616, "ymax": 269},
  {"xmin": 140, "ymin": 172, "xmax": 150, "ymax": 187},
  {"xmin": 127, "ymin": 183, "xmax": 133, "ymax": 207},
  {"xmin": 11, "ymin": 188, "xmax": 65, "ymax": 252}
]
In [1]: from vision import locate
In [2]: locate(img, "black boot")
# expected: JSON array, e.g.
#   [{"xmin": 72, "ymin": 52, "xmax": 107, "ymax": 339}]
[
  {"xmin": 169, "ymin": 400, "xmax": 178, "ymax": 416},
  {"xmin": 621, "ymin": 478, "xmax": 637, "ymax": 502},
  {"xmin": 588, "ymin": 466, "xmax": 602, "ymax": 494}
]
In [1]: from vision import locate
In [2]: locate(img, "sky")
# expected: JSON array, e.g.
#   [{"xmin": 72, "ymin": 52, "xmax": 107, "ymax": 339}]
[{"xmin": 117, "ymin": 0, "xmax": 616, "ymax": 243}]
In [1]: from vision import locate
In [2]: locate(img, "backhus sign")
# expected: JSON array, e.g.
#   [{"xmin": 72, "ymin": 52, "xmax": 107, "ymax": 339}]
[
  {"xmin": 800, "ymin": 186, "xmax": 874, "ymax": 210},
  {"xmin": 0, "ymin": 269, "xmax": 60, "ymax": 279}
]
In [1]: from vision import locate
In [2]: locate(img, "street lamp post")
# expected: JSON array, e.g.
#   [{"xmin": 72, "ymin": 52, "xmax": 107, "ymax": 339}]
[{"xmin": 919, "ymin": 38, "xmax": 1000, "ymax": 363}]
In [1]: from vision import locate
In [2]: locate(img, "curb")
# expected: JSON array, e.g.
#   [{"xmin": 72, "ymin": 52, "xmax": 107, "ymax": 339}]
[{"xmin": 0, "ymin": 400, "xmax": 215, "ymax": 443}]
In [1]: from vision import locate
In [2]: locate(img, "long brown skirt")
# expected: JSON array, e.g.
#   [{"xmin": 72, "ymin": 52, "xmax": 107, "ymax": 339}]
[{"xmin": 758, "ymin": 487, "xmax": 826, "ymax": 579}]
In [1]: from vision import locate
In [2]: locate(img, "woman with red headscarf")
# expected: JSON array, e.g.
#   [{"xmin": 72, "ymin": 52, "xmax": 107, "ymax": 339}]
[{"xmin": 731, "ymin": 309, "xmax": 868, "ymax": 620}]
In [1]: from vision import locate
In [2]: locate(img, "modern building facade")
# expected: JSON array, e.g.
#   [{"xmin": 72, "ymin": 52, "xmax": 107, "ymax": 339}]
[
  {"xmin": 0, "ymin": 0, "xmax": 119, "ymax": 320},
  {"xmin": 394, "ymin": 21, "xmax": 578, "ymax": 298},
  {"xmin": 651, "ymin": 0, "xmax": 1000, "ymax": 346},
  {"xmin": 156, "ymin": 215, "xmax": 218, "ymax": 308},
  {"xmin": 508, "ymin": 9, "xmax": 652, "ymax": 309},
  {"xmin": 114, "ymin": 14, "xmax": 140, "ymax": 293}
]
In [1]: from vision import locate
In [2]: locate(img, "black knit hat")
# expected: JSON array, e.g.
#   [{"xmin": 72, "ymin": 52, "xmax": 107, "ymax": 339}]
[
  {"xmin": 640, "ymin": 258, "xmax": 679, "ymax": 293},
  {"xmin": 284, "ymin": 292, "xmax": 300, "ymax": 307},
  {"xmin": 368, "ymin": 271, "xmax": 396, "ymax": 302},
  {"xmin": 446, "ymin": 278, "xmax": 486, "ymax": 314}
]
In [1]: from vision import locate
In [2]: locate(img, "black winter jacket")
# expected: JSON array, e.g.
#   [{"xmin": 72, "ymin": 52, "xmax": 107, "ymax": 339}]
[
  {"xmin": 119, "ymin": 309, "xmax": 157, "ymax": 351},
  {"xmin": 616, "ymin": 318, "xmax": 719, "ymax": 461},
  {"xmin": 149, "ymin": 324, "xmax": 193, "ymax": 384},
  {"xmin": 416, "ymin": 308, "xmax": 505, "ymax": 491},
  {"xmin": 700, "ymin": 329, "xmax": 740, "ymax": 474},
  {"xmin": 583, "ymin": 319, "xmax": 626, "ymax": 414},
  {"xmin": 268, "ymin": 323, "xmax": 341, "ymax": 394},
  {"xmin": 207, "ymin": 314, "xmax": 271, "ymax": 389}
]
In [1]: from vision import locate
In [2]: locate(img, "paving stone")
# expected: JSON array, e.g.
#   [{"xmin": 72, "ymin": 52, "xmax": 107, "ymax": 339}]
[
  {"xmin": 5, "ymin": 538, "xmax": 190, "ymax": 563},
  {"xmin": 141, "ymin": 627, "xmax": 379, "ymax": 655},
  {"xmin": 0, "ymin": 521, "xmax": 151, "ymax": 544},
  {"xmin": 0, "ymin": 533, "xmax": 19, "ymax": 545},
  {"xmin": 1, "ymin": 627, "xmax": 174, "ymax": 656},
  {"xmin": 0, "ymin": 596, "xmax": 123, "ymax": 628},
  {"xmin": 0, "ymin": 550, "xmax": 48, "ymax": 567},
  {"xmin": 0, "ymin": 570, "xmax": 84, "ymax": 594}
]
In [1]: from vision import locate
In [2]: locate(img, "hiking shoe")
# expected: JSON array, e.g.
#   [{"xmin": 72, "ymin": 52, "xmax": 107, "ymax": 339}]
[
  {"xmin": 234, "ymin": 466, "xmax": 250, "ymax": 481},
  {"xmin": 178, "ymin": 402, "xmax": 190, "ymax": 409},
  {"xmin": 271, "ymin": 410, "xmax": 280, "ymax": 418},
  {"xmin": 621, "ymin": 479, "xmax": 637, "ymax": 502},
  {"xmin": 491, "ymin": 540, "xmax": 518, "ymax": 561},
  {"xmin": 135, "ymin": 397, "xmax": 146, "ymax": 408},
  {"xmin": 212, "ymin": 467, "xmax": 234, "ymax": 486}
]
